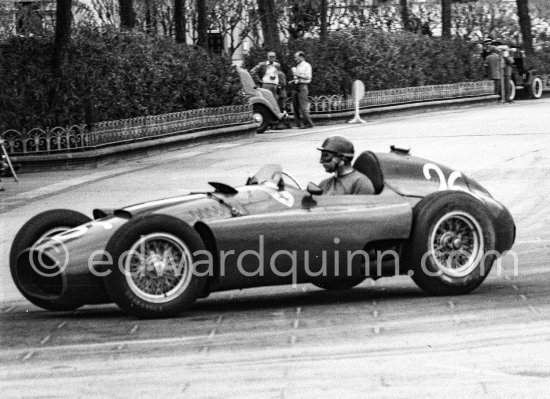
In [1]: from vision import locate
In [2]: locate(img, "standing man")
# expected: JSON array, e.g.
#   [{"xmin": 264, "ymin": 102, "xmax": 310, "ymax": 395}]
[
  {"xmin": 275, "ymin": 70, "xmax": 291, "ymax": 129},
  {"xmin": 291, "ymin": 51, "xmax": 315, "ymax": 129},
  {"xmin": 481, "ymin": 38, "xmax": 493, "ymax": 60},
  {"xmin": 485, "ymin": 47, "xmax": 502, "ymax": 99},
  {"xmin": 250, "ymin": 51, "xmax": 281, "ymax": 98},
  {"xmin": 502, "ymin": 46, "xmax": 515, "ymax": 103}
]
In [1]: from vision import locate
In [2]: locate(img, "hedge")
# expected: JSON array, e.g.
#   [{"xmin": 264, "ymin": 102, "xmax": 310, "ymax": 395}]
[
  {"xmin": 244, "ymin": 28, "xmax": 486, "ymax": 96},
  {"xmin": 0, "ymin": 27, "xmax": 244, "ymax": 131}
]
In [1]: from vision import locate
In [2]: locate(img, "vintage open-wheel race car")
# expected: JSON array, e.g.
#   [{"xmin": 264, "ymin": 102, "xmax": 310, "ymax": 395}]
[{"xmin": 10, "ymin": 146, "xmax": 515, "ymax": 318}]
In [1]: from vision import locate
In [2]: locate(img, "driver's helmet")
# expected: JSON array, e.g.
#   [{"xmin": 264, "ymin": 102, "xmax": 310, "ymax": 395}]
[{"xmin": 317, "ymin": 136, "xmax": 355, "ymax": 159}]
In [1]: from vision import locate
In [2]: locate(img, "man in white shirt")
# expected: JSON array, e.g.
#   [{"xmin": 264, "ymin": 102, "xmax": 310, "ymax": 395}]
[
  {"xmin": 250, "ymin": 51, "xmax": 281, "ymax": 98},
  {"xmin": 290, "ymin": 51, "xmax": 315, "ymax": 129}
]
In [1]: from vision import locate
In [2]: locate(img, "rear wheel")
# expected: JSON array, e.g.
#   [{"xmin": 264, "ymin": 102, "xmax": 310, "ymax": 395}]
[
  {"xmin": 253, "ymin": 105, "xmax": 271, "ymax": 134},
  {"xmin": 405, "ymin": 191, "xmax": 496, "ymax": 296},
  {"xmin": 103, "ymin": 214, "xmax": 209, "ymax": 318},
  {"xmin": 9, "ymin": 209, "xmax": 91, "ymax": 311},
  {"xmin": 529, "ymin": 76, "xmax": 543, "ymax": 99}
]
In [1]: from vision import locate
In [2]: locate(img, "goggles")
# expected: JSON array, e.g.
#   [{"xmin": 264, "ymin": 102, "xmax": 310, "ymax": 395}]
[{"xmin": 320, "ymin": 151, "xmax": 338, "ymax": 162}]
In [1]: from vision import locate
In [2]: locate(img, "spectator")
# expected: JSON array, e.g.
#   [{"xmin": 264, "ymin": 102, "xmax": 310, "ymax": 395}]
[
  {"xmin": 289, "ymin": 76, "xmax": 302, "ymax": 128},
  {"xmin": 275, "ymin": 70, "xmax": 291, "ymax": 129},
  {"xmin": 503, "ymin": 47, "xmax": 515, "ymax": 103},
  {"xmin": 481, "ymin": 38, "xmax": 493, "ymax": 60},
  {"xmin": 291, "ymin": 51, "xmax": 315, "ymax": 129},
  {"xmin": 250, "ymin": 51, "xmax": 281, "ymax": 98},
  {"xmin": 485, "ymin": 46, "xmax": 502, "ymax": 98}
]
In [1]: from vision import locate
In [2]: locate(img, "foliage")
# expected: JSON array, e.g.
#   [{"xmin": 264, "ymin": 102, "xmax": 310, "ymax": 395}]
[
  {"xmin": 525, "ymin": 44, "xmax": 550, "ymax": 73},
  {"xmin": 0, "ymin": 27, "xmax": 244, "ymax": 131},
  {"xmin": 244, "ymin": 28, "xmax": 486, "ymax": 96}
]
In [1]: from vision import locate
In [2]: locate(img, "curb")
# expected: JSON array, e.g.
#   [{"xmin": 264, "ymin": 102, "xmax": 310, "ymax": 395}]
[
  {"xmin": 311, "ymin": 94, "xmax": 500, "ymax": 123},
  {"xmin": 11, "ymin": 123, "xmax": 258, "ymax": 170}
]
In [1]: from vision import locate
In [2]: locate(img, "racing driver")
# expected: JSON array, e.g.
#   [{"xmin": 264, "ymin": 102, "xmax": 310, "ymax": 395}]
[{"xmin": 318, "ymin": 135, "xmax": 375, "ymax": 195}]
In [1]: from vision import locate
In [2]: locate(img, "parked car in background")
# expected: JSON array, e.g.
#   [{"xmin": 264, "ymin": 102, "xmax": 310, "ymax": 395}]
[
  {"xmin": 237, "ymin": 67, "xmax": 287, "ymax": 133},
  {"xmin": 500, "ymin": 45, "xmax": 544, "ymax": 100}
]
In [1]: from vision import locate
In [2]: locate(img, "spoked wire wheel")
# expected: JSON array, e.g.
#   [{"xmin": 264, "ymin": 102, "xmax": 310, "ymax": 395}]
[
  {"xmin": 124, "ymin": 233, "xmax": 193, "ymax": 304},
  {"xmin": 429, "ymin": 211, "xmax": 483, "ymax": 278},
  {"xmin": 406, "ymin": 191, "xmax": 497, "ymax": 296}
]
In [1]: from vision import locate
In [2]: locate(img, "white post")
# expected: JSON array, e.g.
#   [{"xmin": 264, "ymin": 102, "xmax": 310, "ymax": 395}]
[{"xmin": 348, "ymin": 80, "xmax": 366, "ymax": 124}]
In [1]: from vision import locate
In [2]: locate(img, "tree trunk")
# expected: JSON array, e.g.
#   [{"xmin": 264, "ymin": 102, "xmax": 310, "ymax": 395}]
[
  {"xmin": 257, "ymin": 0, "xmax": 280, "ymax": 49},
  {"xmin": 516, "ymin": 0, "xmax": 533, "ymax": 54},
  {"xmin": 174, "ymin": 0, "xmax": 186, "ymax": 43},
  {"xmin": 145, "ymin": 0, "xmax": 158, "ymax": 34},
  {"xmin": 196, "ymin": 0, "xmax": 208, "ymax": 49},
  {"xmin": 400, "ymin": 0, "xmax": 409, "ymax": 31},
  {"xmin": 53, "ymin": 0, "xmax": 72, "ymax": 72},
  {"xmin": 320, "ymin": 0, "xmax": 328, "ymax": 43},
  {"xmin": 441, "ymin": 0, "xmax": 451, "ymax": 38},
  {"xmin": 119, "ymin": 0, "xmax": 136, "ymax": 30}
]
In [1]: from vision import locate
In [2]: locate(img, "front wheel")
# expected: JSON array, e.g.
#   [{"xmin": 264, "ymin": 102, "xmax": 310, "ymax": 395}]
[
  {"xmin": 529, "ymin": 76, "xmax": 543, "ymax": 99},
  {"xmin": 103, "ymin": 215, "xmax": 209, "ymax": 318},
  {"xmin": 9, "ymin": 209, "xmax": 91, "ymax": 311},
  {"xmin": 253, "ymin": 105, "xmax": 271, "ymax": 134},
  {"xmin": 405, "ymin": 191, "xmax": 496, "ymax": 296}
]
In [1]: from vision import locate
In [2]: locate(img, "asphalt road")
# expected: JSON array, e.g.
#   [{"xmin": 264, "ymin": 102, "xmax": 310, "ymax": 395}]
[{"xmin": 1, "ymin": 99, "xmax": 550, "ymax": 398}]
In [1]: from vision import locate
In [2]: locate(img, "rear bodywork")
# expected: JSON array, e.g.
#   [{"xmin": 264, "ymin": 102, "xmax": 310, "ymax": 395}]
[{"xmin": 13, "ymin": 149, "xmax": 515, "ymax": 309}]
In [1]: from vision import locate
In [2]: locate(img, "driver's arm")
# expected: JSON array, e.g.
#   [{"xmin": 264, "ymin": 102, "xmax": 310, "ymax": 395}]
[{"xmin": 352, "ymin": 176, "xmax": 375, "ymax": 195}]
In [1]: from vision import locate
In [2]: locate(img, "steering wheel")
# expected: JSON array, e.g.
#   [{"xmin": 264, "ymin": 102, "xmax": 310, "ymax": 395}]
[{"xmin": 280, "ymin": 171, "xmax": 303, "ymax": 190}]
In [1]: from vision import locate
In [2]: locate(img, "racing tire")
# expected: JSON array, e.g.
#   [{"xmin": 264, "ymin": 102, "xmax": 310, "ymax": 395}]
[
  {"xmin": 9, "ymin": 209, "xmax": 91, "ymax": 311},
  {"xmin": 253, "ymin": 104, "xmax": 271, "ymax": 134},
  {"xmin": 405, "ymin": 191, "xmax": 496, "ymax": 296},
  {"xmin": 528, "ymin": 76, "xmax": 543, "ymax": 99},
  {"xmin": 312, "ymin": 277, "xmax": 366, "ymax": 291},
  {"xmin": 103, "ymin": 214, "xmax": 208, "ymax": 318}
]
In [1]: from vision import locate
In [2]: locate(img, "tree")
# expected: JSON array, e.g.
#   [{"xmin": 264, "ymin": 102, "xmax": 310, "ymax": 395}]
[
  {"xmin": 320, "ymin": 0, "xmax": 328, "ymax": 42},
  {"xmin": 144, "ymin": 0, "xmax": 158, "ymax": 34},
  {"xmin": 196, "ymin": 0, "xmax": 208, "ymax": 49},
  {"xmin": 174, "ymin": 0, "xmax": 186, "ymax": 43},
  {"xmin": 119, "ymin": 0, "xmax": 136, "ymax": 29},
  {"xmin": 441, "ymin": 0, "xmax": 451, "ymax": 38},
  {"xmin": 53, "ymin": 0, "xmax": 72, "ymax": 71},
  {"xmin": 400, "ymin": 0, "xmax": 410, "ymax": 31},
  {"xmin": 257, "ymin": 0, "xmax": 280, "ymax": 48},
  {"xmin": 516, "ymin": 0, "xmax": 533, "ymax": 54}
]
